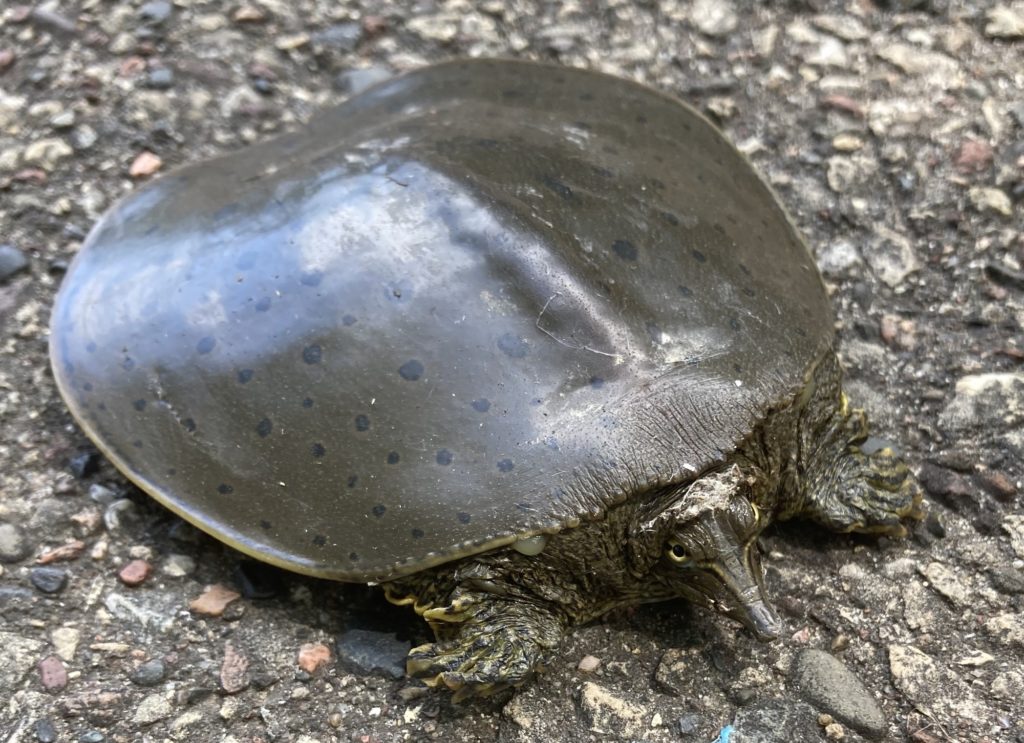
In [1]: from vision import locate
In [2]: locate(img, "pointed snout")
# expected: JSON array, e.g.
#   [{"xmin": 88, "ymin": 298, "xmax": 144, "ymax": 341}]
[{"xmin": 741, "ymin": 599, "xmax": 782, "ymax": 641}]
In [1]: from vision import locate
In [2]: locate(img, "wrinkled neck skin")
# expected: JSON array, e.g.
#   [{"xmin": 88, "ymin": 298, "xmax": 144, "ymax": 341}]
[{"xmin": 392, "ymin": 351, "xmax": 842, "ymax": 630}]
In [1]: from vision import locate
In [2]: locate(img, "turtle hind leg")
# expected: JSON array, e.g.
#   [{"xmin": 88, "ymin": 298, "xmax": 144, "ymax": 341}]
[
  {"xmin": 788, "ymin": 394, "xmax": 924, "ymax": 535},
  {"xmin": 405, "ymin": 586, "xmax": 564, "ymax": 700}
]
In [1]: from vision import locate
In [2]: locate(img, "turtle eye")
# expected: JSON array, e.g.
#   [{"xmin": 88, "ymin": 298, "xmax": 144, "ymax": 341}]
[{"xmin": 667, "ymin": 542, "xmax": 691, "ymax": 564}]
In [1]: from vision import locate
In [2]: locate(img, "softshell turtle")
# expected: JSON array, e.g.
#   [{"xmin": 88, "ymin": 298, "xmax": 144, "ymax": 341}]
[{"xmin": 50, "ymin": 59, "xmax": 922, "ymax": 696}]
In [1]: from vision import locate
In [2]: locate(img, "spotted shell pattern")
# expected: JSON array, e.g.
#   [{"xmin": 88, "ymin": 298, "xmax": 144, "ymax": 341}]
[{"xmin": 50, "ymin": 60, "xmax": 833, "ymax": 581}]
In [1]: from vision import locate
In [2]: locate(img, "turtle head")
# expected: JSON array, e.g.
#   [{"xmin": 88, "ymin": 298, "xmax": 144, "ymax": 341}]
[{"xmin": 633, "ymin": 465, "xmax": 781, "ymax": 641}]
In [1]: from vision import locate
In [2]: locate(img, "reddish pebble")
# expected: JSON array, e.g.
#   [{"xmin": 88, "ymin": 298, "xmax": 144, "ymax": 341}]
[
  {"xmin": 0, "ymin": 49, "xmax": 15, "ymax": 73},
  {"xmin": 129, "ymin": 151, "xmax": 162, "ymax": 178},
  {"xmin": 821, "ymin": 94, "xmax": 864, "ymax": 118},
  {"xmin": 118, "ymin": 559, "xmax": 152, "ymax": 586},
  {"xmin": 189, "ymin": 583, "xmax": 241, "ymax": 616},
  {"xmin": 954, "ymin": 139, "xmax": 993, "ymax": 174},
  {"xmin": 297, "ymin": 642, "xmax": 332, "ymax": 673},
  {"xmin": 978, "ymin": 471, "xmax": 1017, "ymax": 501},
  {"xmin": 39, "ymin": 655, "xmax": 68, "ymax": 691},
  {"xmin": 220, "ymin": 641, "xmax": 250, "ymax": 694}
]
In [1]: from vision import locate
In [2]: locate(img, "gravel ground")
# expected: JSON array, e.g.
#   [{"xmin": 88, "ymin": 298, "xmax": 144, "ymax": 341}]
[{"xmin": 1, "ymin": 1, "xmax": 1023, "ymax": 742}]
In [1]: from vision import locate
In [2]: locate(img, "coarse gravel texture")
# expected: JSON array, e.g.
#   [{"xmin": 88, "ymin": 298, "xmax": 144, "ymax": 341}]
[{"xmin": 1, "ymin": 1, "xmax": 1022, "ymax": 742}]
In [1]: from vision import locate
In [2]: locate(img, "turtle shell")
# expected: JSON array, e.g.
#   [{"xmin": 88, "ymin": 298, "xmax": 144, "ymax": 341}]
[{"xmin": 50, "ymin": 59, "xmax": 833, "ymax": 582}]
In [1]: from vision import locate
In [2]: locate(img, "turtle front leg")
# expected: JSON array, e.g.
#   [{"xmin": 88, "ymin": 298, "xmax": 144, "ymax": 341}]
[
  {"xmin": 785, "ymin": 389, "xmax": 924, "ymax": 535},
  {"xmin": 385, "ymin": 577, "xmax": 564, "ymax": 699}
]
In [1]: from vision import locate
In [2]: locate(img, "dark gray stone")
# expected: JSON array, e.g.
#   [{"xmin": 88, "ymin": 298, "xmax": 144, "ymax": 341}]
[
  {"xmin": 729, "ymin": 699, "xmax": 828, "ymax": 743},
  {"xmin": 794, "ymin": 649, "xmax": 887, "ymax": 740},
  {"xmin": 0, "ymin": 245, "xmax": 28, "ymax": 282},
  {"xmin": 677, "ymin": 713, "xmax": 701, "ymax": 736},
  {"xmin": 34, "ymin": 718, "xmax": 56, "ymax": 743},
  {"xmin": 30, "ymin": 567, "xmax": 68, "ymax": 594},
  {"xmin": 138, "ymin": 1, "xmax": 172, "ymax": 24},
  {"xmin": 990, "ymin": 567, "xmax": 1024, "ymax": 596},
  {"xmin": 0, "ymin": 522, "xmax": 31, "ymax": 563},
  {"xmin": 130, "ymin": 658, "xmax": 167, "ymax": 686},
  {"xmin": 335, "ymin": 628, "xmax": 410, "ymax": 679},
  {"xmin": 79, "ymin": 732, "xmax": 105, "ymax": 743},
  {"xmin": 146, "ymin": 67, "xmax": 174, "ymax": 89},
  {"xmin": 311, "ymin": 23, "xmax": 363, "ymax": 52}
]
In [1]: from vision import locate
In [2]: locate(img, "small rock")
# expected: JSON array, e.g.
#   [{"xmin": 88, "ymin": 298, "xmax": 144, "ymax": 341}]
[
  {"xmin": 38, "ymin": 540, "xmax": 86, "ymax": 564},
  {"xmin": 131, "ymin": 658, "xmax": 167, "ymax": 686},
  {"xmin": 51, "ymin": 627, "xmax": 81, "ymax": 662},
  {"xmin": 968, "ymin": 186, "xmax": 1013, "ymax": 217},
  {"xmin": 189, "ymin": 584, "xmax": 241, "ymax": 616},
  {"xmin": 0, "ymin": 245, "xmax": 29, "ymax": 283},
  {"xmin": 939, "ymin": 373, "xmax": 1024, "ymax": 431},
  {"xmin": 0, "ymin": 521, "xmax": 31, "ymax": 562},
  {"xmin": 333, "ymin": 65, "xmax": 392, "ymax": 96},
  {"xmin": 335, "ymin": 628, "xmax": 410, "ymax": 679},
  {"xmin": 68, "ymin": 451, "xmax": 99, "ymax": 478},
  {"xmin": 0, "ymin": 49, "xmax": 16, "ymax": 74},
  {"xmin": 39, "ymin": 655, "xmax": 68, "ymax": 691},
  {"xmin": 577, "ymin": 681, "xmax": 645, "ymax": 737},
  {"xmin": 34, "ymin": 719, "xmax": 57, "ymax": 743},
  {"xmin": 22, "ymin": 138, "xmax": 73, "ymax": 170},
  {"xmin": 984, "ymin": 612, "xmax": 1024, "ymax": 648},
  {"xmin": 233, "ymin": 5, "xmax": 267, "ymax": 22},
  {"xmin": 917, "ymin": 462, "xmax": 973, "ymax": 511},
  {"xmin": 220, "ymin": 641, "xmax": 250, "ymax": 694},
  {"xmin": 138, "ymin": 1, "xmax": 172, "ymax": 24},
  {"xmin": 691, "ymin": 0, "xmax": 738, "ymax": 37},
  {"xmin": 79, "ymin": 732, "xmax": 105, "ymax": 743},
  {"xmin": 985, "ymin": 5, "xmax": 1024, "ymax": 38},
  {"xmin": 876, "ymin": 43, "xmax": 957, "ymax": 77},
  {"xmin": 954, "ymin": 139, "xmax": 993, "ymax": 173},
  {"xmin": 730, "ymin": 699, "xmax": 824, "ymax": 742},
  {"xmin": 297, "ymin": 642, "xmax": 331, "ymax": 673},
  {"xmin": 146, "ymin": 67, "xmax": 174, "ymax": 89},
  {"xmin": 920, "ymin": 562, "xmax": 970, "ymax": 606},
  {"xmin": 161, "ymin": 553, "xmax": 196, "ymax": 577},
  {"xmin": 794, "ymin": 649, "xmax": 886, "ymax": 739},
  {"xmin": 72, "ymin": 125, "xmax": 98, "ymax": 150},
  {"xmin": 578, "ymin": 654, "xmax": 601, "ymax": 673},
  {"xmin": 133, "ymin": 693, "xmax": 172, "ymax": 724},
  {"xmin": 118, "ymin": 559, "xmax": 152, "ymax": 586},
  {"xmin": 30, "ymin": 567, "xmax": 68, "ymax": 594},
  {"xmin": 103, "ymin": 499, "xmax": 139, "ymax": 531},
  {"xmin": 677, "ymin": 713, "xmax": 701, "ymax": 736},
  {"xmin": 88, "ymin": 484, "xmax": 118, "ymax": 505},
  {"xmin": 0, "ymin": 632, "xmax": 46, "ymax": 690},
  {"xmin": 275, "ymin": 33, "xmax": 310, "ymax": 51},
  {"xmin": 861, "ymin": 226, "xmax": 920, "ymax": 288},
  {"xmin": 129, "ymin": 151, "xmax": 162, "ymax": 178},
  {"xmin": 816, "ymin": 240, "xmax": 860, "ymax": 275},
  {"xmin": 989, "ymin": 566, "xmax": 1024, "ymax": 595},
  {"xmin": 991, "ymin": 670, "xmax": 1024, "ymax": 702}
]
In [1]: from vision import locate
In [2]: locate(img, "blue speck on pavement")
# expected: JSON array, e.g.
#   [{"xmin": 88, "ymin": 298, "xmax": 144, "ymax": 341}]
[{"xmin": 717, "ymin": 725, "xmax": 733, "ymax": 743}]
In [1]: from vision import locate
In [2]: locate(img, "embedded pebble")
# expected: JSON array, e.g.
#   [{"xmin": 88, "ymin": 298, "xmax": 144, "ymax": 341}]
[
  {"xmin": 220, "ymin": 641, "xmax": 250, "ymax": 694},
  {"xmin": 161, "ymin": 553, "xmax": 196, "ymax": 577},
  {"xmin": 34, "ymin": 719, "xmax": 57, "ymax": 743},
  {"xmin": 30, "ymin": 567, "xmax": 68, "ymax": 594},
  {"xmin": 968, "ymin": 186, "xmax": 1013, "ymax": 216},
  {"xmin": 22, "ymin": 137, "xmax": 73, "ymax": 169},
  {"xmin": 51, "ymin": 627, "xmax": 80, "ymax": 662},
  {"xmin": 0, "ymin": 245, "xmax": 29, "ymax": 283},
  {"xmin": 0, "ymin": 521, "xmax": 31, "ymax": 562},
  {"xmin": 189, "ymin": 584, "xmax": 241, "ymax": 616},
  {"xmin": 577, "ymin": 681, "xmax": 645, "ymax": 738},
  {"xmin": 578, "ymin": 654, "xmax": 601, "ymax": 673},
  {"xmin": 297, "ymin": 642, "xmax": 332, "ymax": 673},
  {"xmin": 335, "ymin": 628, "xmax": 410, "ymax": 679},
  {"xmin": 793, "ymin": 649, "xmax": 886, "ymax": 739},
  {"xmin": 730, "ymin": 699, "xmax": 825, "ymax": 742},
  {"xmin": 939, "ymin": 374, "xmax": 1024, "ymax": 431},
  {"xmin": 118, "ymin": 559, "xmax": 152, "ymax": 586},
  {"xmin": 39, "ymin": 655, "xmax": 68, "ymax": 691},
  {"xmin": 690, "ymin": 0, "xmax": 738, "ymax": 37},
  {"xmin": 133, "ymin": 693, "xmax": 173, "ymax": 724},
  {"xmin": 129, "ymin": 151, "xmax": 162, "ymax": 178},
  {"xmin": 130, "ymin": 658, "xmax": 167, "ymax": 686}
]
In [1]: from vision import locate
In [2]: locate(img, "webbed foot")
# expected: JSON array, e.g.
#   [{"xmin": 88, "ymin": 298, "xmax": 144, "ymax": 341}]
[
  {"xmin": 798, "ymin": 401, "xmax": 924, "ymax": 535},
  {"xmin": 404, "ymin": 590, "xmax": 563, "ymax": 701}
]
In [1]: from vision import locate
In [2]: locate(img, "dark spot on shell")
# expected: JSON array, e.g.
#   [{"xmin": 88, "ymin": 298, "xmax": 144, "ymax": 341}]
[
  {"xmin": 589, "ymin": 376, "xmax": 604, "ymax": 389},
  {"xmin": 259, "ymin": 520, "xmax": 271, "ymax": 530},
  {"xmin": 733, "ymin": 364, "xmax": 743, "ymax": 373},
  {"xmin": 742, "ymin": 286, "xmax": 755, "ymax": 297},
  {"xmin": 122, "ymin": 358, "xmax": 135, "ymax": 371},
  {"xmin": 183, "ymin": 418, "xmax": 196, "ymax": 433},
  {"xmin": 196, "ymin": 336, "xmax": 216, "ymax": 355},
  {"xmin": 349, "ymin": 552, "xmax": 359, "ymax": 562},
  {"xmin": 457, "ymin": 512, "xmax": 472, "ymax": 524},
  {"xmin": 132, "ymin": 439, "xmax": 144, "ymax": 448},
  {"xmin": 342, "ymin": 314, "xmax": 357, "ymax": 326},
  {"xmin": 544, "ymin": 436, "xmax": 559, "ymax": 450},
  {"xmin": 132, "ymin": 399, "xmax": 146, "ymax": 411},
  {"xmin": 82, "ymin": 382, "xmax": 93, "ymax": 392},
  {"xmin": 691, "ymin": 249, "xmax": 707, "ymax": 263},
  {"xmin": 502, "ymin": 88, "xmax": 522, "ymax": 98},
  {"xmin": 713, "ymin": 222, "xmax": 727, "ymax": 235},
  {"xmin": 739, "ymin": 262, "xmax": 752, "ymax": 277},
  {"xmin": 729, "ymin": 317, "xmax": 741, "ymax": 331},
  {"xmin": 497, "ymin": 333, "xmax": 528, "ymax": 358},
  {"xmin": 678, "ymin": 285, "xmax": 693, "ymax": 297},
  {"xmin": 646, "ymin": 322, "xmax": 664, "ymax": 344},
  {"xmin": 372, "ymin": 504, "xmax": 386, "ymax": 518},
  {"xmin": 347, "ymin": 475, "xmax": 358, "ymax": 488},
  {"xmin": 579, "ymin": 92, "xmax": 594, "ymax": 101},
  {"xmin": 311, "ymin": 443, "xmax": 326, "ymax": 458},
  {"xmin": 354, "ymin": 414, "xmax": 370, "ymax": 432},
  {"xmin": 436, "ymin": 449, "xmax": 454, "ymax": 466},
  {"xmin": 497, "ymin": 458, "xmax": 514, "ymax": 473},
  {"xmin": 302, "ymin": 397, "xmax": 314, "ymax": 408},
  {"xmin": 237, "ymin": 369, "xmax": 254, "ymax": 384},
  {"xmin": 302, "ymin": 344, "xmax": 322, "ymax": 364},
  {"xmin": 85, "ymin": 342, "xmax": 97, "ymax": 353},
  {"xmin": 256, "ymin": 418, "xmax": 273, "ymax": 437},
  {"xmin": 300, "ymin": 271, "xmax": 323, "ymax": 287},
  {"xmin": 411, "ymin": 528, "xmax": 424, "ymax": 539},
  {"xmin": 385, "ymin": 279, "xmax": 413, "ymax": 303},
  {"xmin": 387, "ymin": 451, "xmax": 400, "ymax": 465},
  {"xmin": 312, "ymin": 534, "xmax": 326, "ymax": 546},
  {"xmin": 255, "ymin": 297, "xmax": 272, "ymax": 312},
  {"xmin": 167, "ymin": 468, "xmax": 176, "ymax": 476},
  {"xmin": 636, "ymin": 114, "xmax": 648, "ymax": 124},
  {"xmin": 217, "ymin": 483, "xmax": 233, "ymax": 494},
  {"xmin": 796, "ymin": 327, "xmax": 808, "ymax": 338},
  {"xmin": 660, "ymin": 210, "xmax": 680, "ymax": 226},
  {"xmin": 471, "ymin": 398, "xmax": 490, "ymax": 413},
  {"xmin": 542, "ymin": 175, "xmax": 573, "ymax": 200},
  {"xmin": 398, "ymin": 359, "xmax": 424, "ymax": 381},
  {"xmin": 612, "ymin": 239, "xmax": 638, "ymax": 261}
]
